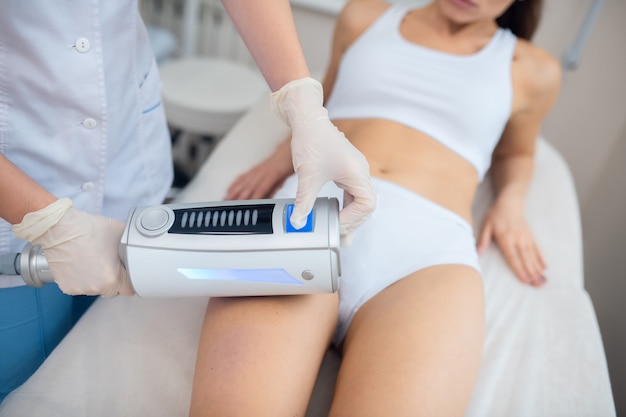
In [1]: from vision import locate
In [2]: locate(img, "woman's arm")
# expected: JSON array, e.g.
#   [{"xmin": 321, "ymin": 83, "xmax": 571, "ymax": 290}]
[
  {"xmin": 220, "ymin": 0, "xmax": 309, "ymax": 92},
  {"xmin": 222, "ymin": 0, "xmax": 385, "ymax": 203},
  {"xmin": 224, "ymin": 138, "xmax": 294, "ymax": 200},
  {"xmin": 0, "ymin": 154, "xmax": 133, "ymax": 296},
  {"xmin": 0, "ymin": 154, "xmax": 57, "ymax": 225},
  {"xmin": 478, "ymin": 43, "xmax": 562, "ymax": 287},
  {"xmin": 223, "ymin": 0, "xmax": 377, "ymax": 242}
]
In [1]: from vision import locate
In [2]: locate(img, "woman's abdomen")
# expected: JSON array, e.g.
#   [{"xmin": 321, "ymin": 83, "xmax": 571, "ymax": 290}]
[{"xmin": 333, "ymin": 118, "xmax": 480, "ymax": 224}]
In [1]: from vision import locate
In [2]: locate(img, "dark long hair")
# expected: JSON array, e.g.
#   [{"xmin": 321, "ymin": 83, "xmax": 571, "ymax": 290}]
[{"xmin": 496, "ymin": 0, "xmax": 543, "ymax": 40}]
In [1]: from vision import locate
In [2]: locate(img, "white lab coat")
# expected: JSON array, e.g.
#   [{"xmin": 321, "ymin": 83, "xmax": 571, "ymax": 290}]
[{"xmin": 0, "ymin": 1, "xmax": 173, "ymax": 287}]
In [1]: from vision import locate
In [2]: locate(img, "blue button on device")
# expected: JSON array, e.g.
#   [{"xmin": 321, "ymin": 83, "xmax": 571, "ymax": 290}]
[{"xmin": 285, "ymin": 204, "xmax": 314, "ymax": 233}]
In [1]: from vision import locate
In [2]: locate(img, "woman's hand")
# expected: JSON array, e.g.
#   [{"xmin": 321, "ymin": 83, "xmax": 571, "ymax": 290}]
[
  {"xmin": 477, "ymin": 197, "xmax": 547, "ymax": 287},
  {"xmin": 225, "ymin": 148, "xmax": 294, "ymax": 201}
]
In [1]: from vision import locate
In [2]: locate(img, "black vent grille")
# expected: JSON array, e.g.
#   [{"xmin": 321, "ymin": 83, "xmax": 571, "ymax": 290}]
[{"xmin": 168, "ymin": 204, "xmax": 274, "ymax": 234}]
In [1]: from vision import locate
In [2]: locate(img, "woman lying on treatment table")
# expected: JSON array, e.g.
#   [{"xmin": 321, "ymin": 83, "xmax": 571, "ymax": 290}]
[{"xmin": 189, "ymin": 0, "xmax": 560, "ymax": 415}]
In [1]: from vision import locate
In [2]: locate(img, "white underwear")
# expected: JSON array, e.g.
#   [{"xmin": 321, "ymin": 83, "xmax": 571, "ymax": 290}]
[{"xmin": 274, "ymin": 175, "xmax": 481, "ymax": 346}]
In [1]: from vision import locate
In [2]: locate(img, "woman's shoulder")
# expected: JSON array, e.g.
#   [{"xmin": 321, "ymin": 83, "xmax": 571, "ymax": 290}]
[
  {"xmin": 335, "ymin": 0, "xmax": 391, "ymax": 47},
  {"xmin": 340, "ymin": 0, "xmax": 390, "ymax": 20},
  {"xmin": 513, "ymin": 39, "xmax": 562, "ymax": 99}
]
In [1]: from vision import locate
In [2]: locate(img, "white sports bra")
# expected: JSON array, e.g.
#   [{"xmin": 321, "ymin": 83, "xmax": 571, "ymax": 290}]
[{"xmin": 325, "ymin": 4, "xmax": 518, "ymax": 180}]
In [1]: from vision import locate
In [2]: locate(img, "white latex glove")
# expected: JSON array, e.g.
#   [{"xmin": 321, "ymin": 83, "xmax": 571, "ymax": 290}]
[
  {"xmin": 270, "ymin": 77, "xmax": 376, "ymax": 246},
  {"xmin": 12, "ymin": 198, "xmax": 133, "ymax": 297}
]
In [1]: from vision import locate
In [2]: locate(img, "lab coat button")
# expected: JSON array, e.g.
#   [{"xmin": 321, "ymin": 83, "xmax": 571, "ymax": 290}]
[
  {"xmin": 81, "ymin": 182, "xmax": 95, "ymax": 192},
  {"xmin": 75, "ymin": 38, "xmax": 91, "ymax": 53},
  {"xmin": 82, "ymin": 118, "xmax": 98, "ymax": 129}
]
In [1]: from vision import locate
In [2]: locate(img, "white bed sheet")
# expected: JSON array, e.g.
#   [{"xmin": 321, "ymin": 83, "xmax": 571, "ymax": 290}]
[{"xmin": 0, "ymin": 98, "xmax": 615, "ymax": 417}]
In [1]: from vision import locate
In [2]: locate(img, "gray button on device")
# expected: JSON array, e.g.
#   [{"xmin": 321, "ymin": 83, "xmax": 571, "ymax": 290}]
[
  {"xmin": 140, "ymin": 208, "xmax": 171, "ymax": 234},
  {"xmin": 301, "ymin": 270, "xmax": 315, "ymax": 281}
]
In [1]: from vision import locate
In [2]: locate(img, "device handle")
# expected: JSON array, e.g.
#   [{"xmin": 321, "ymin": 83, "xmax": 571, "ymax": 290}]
[
  {"xmin": 0, "ymin": 243, "xmax": 54, "ymax": 287},
  {"xmin": 19, "ymin": 243, "xmax": 54, "ymax": 287}
]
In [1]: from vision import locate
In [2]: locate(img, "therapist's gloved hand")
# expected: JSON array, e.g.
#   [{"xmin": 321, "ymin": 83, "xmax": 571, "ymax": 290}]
[
  {"xmin": 270, "ymin": 77, "xmax": 376, "ymax": 246},
  {"xmin": 12, "ymin": 198, "xmax": 133, "ymax": 297}
]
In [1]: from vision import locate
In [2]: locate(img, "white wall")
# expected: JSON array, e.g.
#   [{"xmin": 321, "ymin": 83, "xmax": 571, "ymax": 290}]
[{"xmin": 583, "ymin": 125, "xmax": 626, "ymax": 417}]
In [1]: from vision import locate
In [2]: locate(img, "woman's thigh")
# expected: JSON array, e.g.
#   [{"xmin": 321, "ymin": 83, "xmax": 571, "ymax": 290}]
[
  {"xmin": 189, "ymin": 292, "xmax": 339, "ymax": 417},
  {"xmin": 330, "ymin": 265, "xmax": 484, "ymax": 417}
]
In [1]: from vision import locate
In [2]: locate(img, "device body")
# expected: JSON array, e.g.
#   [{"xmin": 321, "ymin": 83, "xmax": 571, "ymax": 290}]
[
  {"xmin": 120, "ymin": 197, "xmax": 341, "ymax": 297},
  {"xmin": 0, "ymin": 198, "xmax": 341, "ymax": 297}
]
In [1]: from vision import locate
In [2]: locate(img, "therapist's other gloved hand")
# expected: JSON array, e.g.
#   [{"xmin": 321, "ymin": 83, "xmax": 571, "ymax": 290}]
[
  {"xmin": 270, "ymin": 77, "xmax": 376, "ymax": 247},
  {"xmin": 12, "ymin": 198, "xmax": 133, "ymax": 297}
]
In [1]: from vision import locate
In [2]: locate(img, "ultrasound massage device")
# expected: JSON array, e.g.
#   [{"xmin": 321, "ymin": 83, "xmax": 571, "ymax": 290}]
[{"xmin": 0, "ymin": 198, "xmax": 341, "ymax": 297}]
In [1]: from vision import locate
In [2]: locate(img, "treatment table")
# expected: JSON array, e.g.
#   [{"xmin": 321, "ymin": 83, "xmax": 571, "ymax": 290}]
[{"xmin": 0, "ymin": 97, "xmax": 616, "ymax": 417}]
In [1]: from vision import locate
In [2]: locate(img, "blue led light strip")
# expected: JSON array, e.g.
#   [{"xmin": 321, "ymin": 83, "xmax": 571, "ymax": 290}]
[{"xmin": 177, "ymin": 268, "xmax": 303, "ymax": 285}]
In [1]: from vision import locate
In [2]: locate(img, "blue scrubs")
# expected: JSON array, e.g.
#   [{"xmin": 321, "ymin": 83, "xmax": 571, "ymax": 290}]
[{"xmin": 0, "ymin": 285, "xmax": 95, "ymax": 403}]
